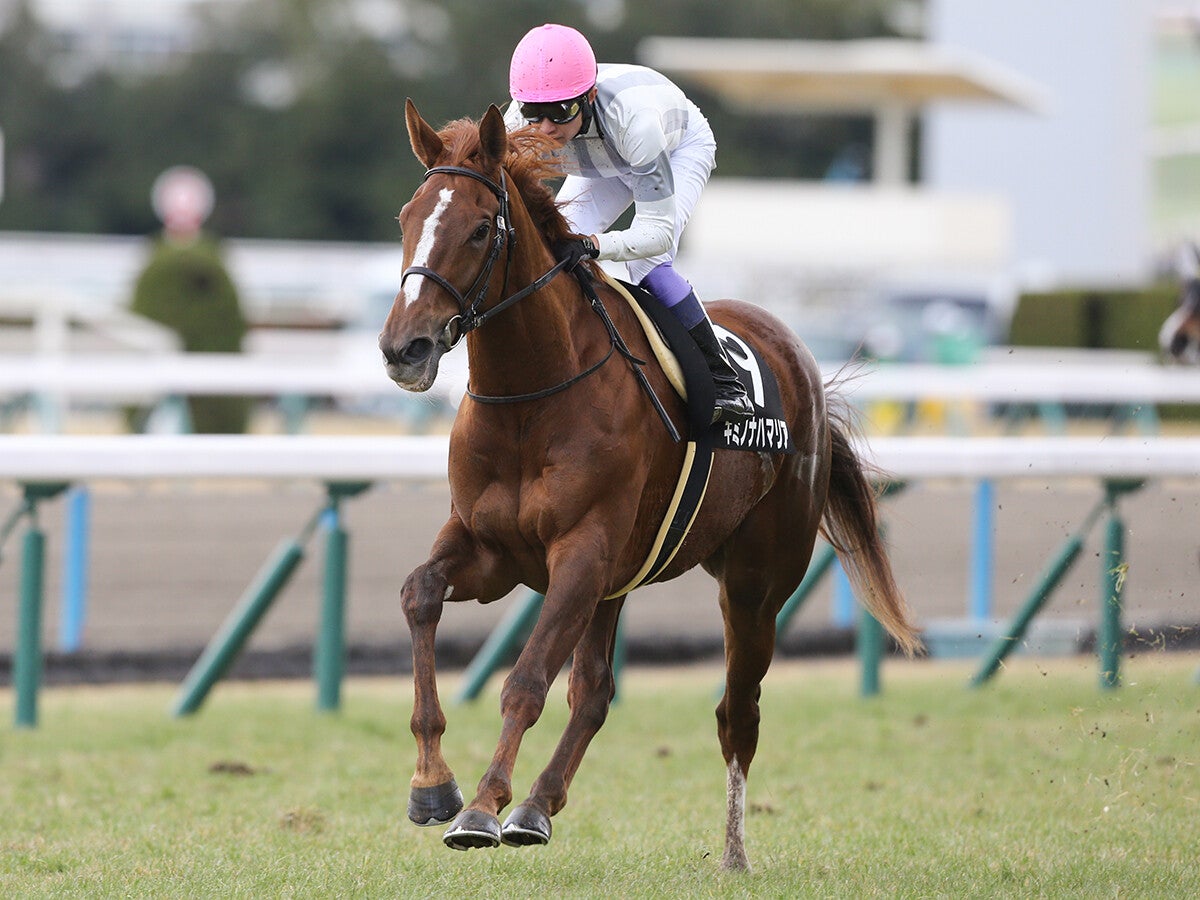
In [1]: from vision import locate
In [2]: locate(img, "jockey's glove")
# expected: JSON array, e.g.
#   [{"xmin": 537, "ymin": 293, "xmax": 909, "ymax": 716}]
[{"xmin": 552, "ymin": 235, "xmax": 599, "ymax": 270}]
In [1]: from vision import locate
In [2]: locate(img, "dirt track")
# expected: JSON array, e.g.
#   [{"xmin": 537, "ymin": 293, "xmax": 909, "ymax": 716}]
[{"xmin": 2, "ymin": 469, "xmax": 1198, "ymax": 683}]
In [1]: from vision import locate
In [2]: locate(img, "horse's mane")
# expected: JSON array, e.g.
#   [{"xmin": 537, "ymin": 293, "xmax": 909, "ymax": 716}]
[{"xmin": 436, "ymin": 117, "xmax": 576, "ymax": 246}]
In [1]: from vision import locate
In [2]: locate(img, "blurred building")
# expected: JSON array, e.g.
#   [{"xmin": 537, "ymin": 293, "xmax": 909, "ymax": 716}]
[
  {"xmin": 925, "ymin": 0, "xmax": 1153, "ymax": 288},
  {"xmin": 640, "ymin": 2, "xmax": 1200, "ymax": 359}
]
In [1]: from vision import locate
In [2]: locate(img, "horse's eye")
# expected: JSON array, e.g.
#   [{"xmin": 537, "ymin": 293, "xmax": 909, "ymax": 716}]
[{"xmin": 472, "ymin": 222, "xmax": 490, "ymax": 242}]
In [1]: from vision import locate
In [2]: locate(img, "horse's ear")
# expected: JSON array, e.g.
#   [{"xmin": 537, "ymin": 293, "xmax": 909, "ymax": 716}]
[
  {"xmin": 406, "ymin": 98, "xmax": 444, "ymax": 169},
  {"xmin": 478, "ymin": 104, "xmax": 507, "ymax": 174}
]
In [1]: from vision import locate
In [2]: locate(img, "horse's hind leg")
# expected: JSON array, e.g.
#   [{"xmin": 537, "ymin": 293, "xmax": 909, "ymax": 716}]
[
  {"xmin": 714, "ymin": 581, "xmax": 781, "ymax": 873},
  {"xmin": 501, "ymin": 596, "xmax": 626, "ymax": 847}
]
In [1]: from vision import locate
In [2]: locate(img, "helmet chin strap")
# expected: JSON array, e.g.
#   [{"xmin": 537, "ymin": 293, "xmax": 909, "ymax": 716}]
[{"xmin": 578, "ymin": 98, "xmax": 595, "ymax": 135}]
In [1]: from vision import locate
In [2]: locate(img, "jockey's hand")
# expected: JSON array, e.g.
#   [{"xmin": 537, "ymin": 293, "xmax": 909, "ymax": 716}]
[{"xmin": 552, "ymin": 235, "xmax": 599, "ymax": 270}]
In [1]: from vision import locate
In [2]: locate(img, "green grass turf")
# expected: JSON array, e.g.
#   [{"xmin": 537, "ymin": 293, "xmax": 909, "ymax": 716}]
[{"xmin": 3, "ymin": 653, "xmax": 1199, "ymax": 897}]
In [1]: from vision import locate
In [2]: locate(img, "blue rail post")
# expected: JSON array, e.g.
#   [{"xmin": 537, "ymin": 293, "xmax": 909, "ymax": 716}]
[
  {"xmin": 831, "ymin": 561, "xmax": 855, "ymax": 628},
  {"xmin": 969, "ymin": 479, "xmax": 995, "ymax": 620},
  {"xmin": 59, "ymin": 486, "xmax": 91, "ymax": 653},
  {"xmin": 314, "ymin": 482, "xmax": 371, "ymax": 713},
  {"xmin": 10, "ymin": 483, "xmax": 70, "ymax": 729}
]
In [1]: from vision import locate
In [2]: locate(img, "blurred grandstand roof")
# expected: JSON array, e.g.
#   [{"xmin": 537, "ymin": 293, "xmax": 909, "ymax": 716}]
[
  {"xmin": 638, "ymin": 37, "xmax": 1047, "ymax": 185},
  {"xmin": 637, "ymin": 37, "xmax": 1048, "ymax": 113}
]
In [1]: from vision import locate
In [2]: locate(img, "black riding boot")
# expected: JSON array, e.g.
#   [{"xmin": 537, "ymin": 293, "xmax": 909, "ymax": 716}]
[{"xmin": 687, "ymin": 318, "xmax": 755, "ymax": 424}]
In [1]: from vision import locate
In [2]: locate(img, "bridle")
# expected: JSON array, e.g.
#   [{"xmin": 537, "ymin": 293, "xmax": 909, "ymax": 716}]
[
  {"xmin": 399, "ymin": 165, "xmax": 568, "ymax": 351},
  {"xmin": 398, "ymin": 163, "xmax": 679, "ymax": 438}
]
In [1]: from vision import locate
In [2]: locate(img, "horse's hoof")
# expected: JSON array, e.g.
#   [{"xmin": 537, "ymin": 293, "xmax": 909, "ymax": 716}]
[
  {"xmin": 443, "ymin": 810, "xmax": 501, "ymax": 851},
  {"xmin": 407, "ymin": 779, "xmax": 463, "ymax": 827},
  {"xmin": 501, "ymin": 804, "xmax": 552, "ymax": 847}
]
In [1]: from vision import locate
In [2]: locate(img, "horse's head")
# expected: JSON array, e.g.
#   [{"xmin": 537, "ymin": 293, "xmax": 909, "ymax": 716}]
[
  {"xmin": 379, "ymin": 100, "xmax": 511, "ymax": 392},
  {"xmin": 1160, "ymin": 243, "xmax": 1200, "ymax": 364}
]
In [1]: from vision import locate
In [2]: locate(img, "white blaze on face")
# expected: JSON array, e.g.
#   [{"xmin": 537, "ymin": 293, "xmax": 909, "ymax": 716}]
[{"xmin": 402, "ymin": 187, "xmax": 454, "ymax": 309}]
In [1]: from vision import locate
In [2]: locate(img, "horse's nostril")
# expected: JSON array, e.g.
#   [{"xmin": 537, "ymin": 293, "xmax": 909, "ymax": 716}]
[
  {"xmin": 401, "ymin": 338, "xmax": 434, "ymax": 365},
  {"xmin": 381, "ymin": 337, "xmax": 434, "ymax": 368}
]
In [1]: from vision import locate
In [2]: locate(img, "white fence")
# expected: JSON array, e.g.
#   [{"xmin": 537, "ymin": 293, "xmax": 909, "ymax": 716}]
[
  {"xmin": 2, "ymin": 432, "xmax": 1197, "ymax": 726},
  {"xmin": 1, "ymin": 433, "xmax": 1199, "ymax": 482},
  {"xmin": 2, "ymin": 352, "xmax": 1198, "ymax": 432}
]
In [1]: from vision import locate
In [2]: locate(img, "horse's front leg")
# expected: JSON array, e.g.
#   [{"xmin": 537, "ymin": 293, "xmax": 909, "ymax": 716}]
[
  {"xmin": 501, "ymin": 595, "xmax": 626, "ymax": 847},
  {"xmin": 442, "ymin": 550, "xmax": 608, "ymax": 851},
  {"xmin": 403, "ymin": 519, "xmax": 510, "ymax": 828},
  {"xmin": 402, "ymin": 560, "xmax": 462, "ymax": 826}
]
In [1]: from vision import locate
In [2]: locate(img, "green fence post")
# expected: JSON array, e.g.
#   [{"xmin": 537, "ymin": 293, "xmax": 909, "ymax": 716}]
[
  {"xmin": 456, "ymin": 591, "xmax": 544, "ymax": 703},
  {"xmin": 856, "ymin": 513, "xmax": 898, "ymax": 698},
  {"xmin": 970, "ymin": 496, "xmax": 1107, "ymax": 688},
  {"xmin": 313, "ymin": 482, "xmax": 370, "ymax": 713},
  {"xmin": 858, "ymin": 610, "xmax": 884, "ymax": 698},
  {"xmin": 774, "ymin": 543, "xmax": 836, "ymax": 639},
  {"xmin": 1098, "ymin": 511, "xmax": 1124, "ymax": 690},
  {"xmin": 12, "ymin": 484, "xmax": 69, "ymax": 729},
  {"xmin": 15, "ymin": 526, "xmax": 46, "ymax": 729},
  {"xmin": 1096, "ymin": 481, "xmax": 1140, "ymax": 690},
  {"xmin": 172, "ymin": 538, "xmax": 306, "ymax": 716},
  {"xmin": 316, "ymin": 519, "xmax": 348, "ymax": 712}
]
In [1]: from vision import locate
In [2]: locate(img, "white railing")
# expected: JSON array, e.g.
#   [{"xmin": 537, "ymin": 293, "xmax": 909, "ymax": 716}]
[
  {"xmin": 1, "ymin": 352, "xmax": 1197, "ymax": 429},
  {"xmin": 2, "ymin": 433, "xmax": 1197, "ymax": 727},
  {"xmin": 1, "ymin": 433, "xmax": 1199, "ymax": 482}
]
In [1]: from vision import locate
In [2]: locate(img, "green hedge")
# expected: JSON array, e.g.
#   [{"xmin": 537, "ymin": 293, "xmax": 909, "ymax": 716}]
[
  {"xmin": 1009, "ymin": 285, "xmax": 1179, "ymax": 352},
  {"xmin": 1010, "ymin": 284, "xmax": 1196, "ymax": 421},
  {"xmin": 129, "ymin": 235, "xmax": 250, "ymax": 434}
]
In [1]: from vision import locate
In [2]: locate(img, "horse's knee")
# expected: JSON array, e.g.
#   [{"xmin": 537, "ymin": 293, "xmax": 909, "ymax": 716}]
[
  {"xmin": 401, "ymin": 566, "xmax": 448, "ymax": 628},
  {"xmin": 499, "ymin": 672, "xmax": 549, "ymax": 726}
]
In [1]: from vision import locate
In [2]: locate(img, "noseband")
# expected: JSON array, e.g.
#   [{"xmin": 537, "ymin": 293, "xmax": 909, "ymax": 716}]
[{"xmin": 400, "ymin": 165, "xmax": 567, "ymax": 349}]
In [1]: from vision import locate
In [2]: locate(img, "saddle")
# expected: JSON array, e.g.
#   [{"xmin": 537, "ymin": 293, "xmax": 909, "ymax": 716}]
[
  {"xmin": 597, "ymin": 270, "xmax": 794, "ymax": 597},
  {"xmin": 599, "ymin": 271, "xmax": 794, "ymax": 453}
]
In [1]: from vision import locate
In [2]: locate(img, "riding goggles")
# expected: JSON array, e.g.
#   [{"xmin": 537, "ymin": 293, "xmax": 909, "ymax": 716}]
[{"xmin": 519, "ymin": 97, "xmax": 585, "ymax": 125}]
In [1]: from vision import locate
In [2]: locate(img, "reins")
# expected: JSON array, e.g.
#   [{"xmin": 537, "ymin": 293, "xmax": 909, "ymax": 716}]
[{"xmin": 402, "ymin": 163, "xmax": 680, "ymax": 440}]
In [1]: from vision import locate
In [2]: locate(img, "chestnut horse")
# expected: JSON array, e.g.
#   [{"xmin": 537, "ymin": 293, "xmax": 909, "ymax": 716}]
[
  {"xmin": 1160, "ymin": 243, "xmax": 1200, "ymax": 364},
  {"xmin": 379, "ymin": 100, "xmax": 920, "ymax": 871}
]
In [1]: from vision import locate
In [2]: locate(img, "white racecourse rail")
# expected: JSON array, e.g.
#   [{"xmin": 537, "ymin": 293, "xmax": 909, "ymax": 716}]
[
  {"xmin": 1, "ymin": 352, "xmax": 1199, "ymax": 407},
  {"xmin": 2, "ymin": 433, "xmax": 1199, "ymax": 482}
]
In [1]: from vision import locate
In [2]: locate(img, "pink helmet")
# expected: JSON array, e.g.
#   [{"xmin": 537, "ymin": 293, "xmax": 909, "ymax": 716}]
[{"xmin": 509, "ymin": 24, "xmax": 596, "ymax": 102}]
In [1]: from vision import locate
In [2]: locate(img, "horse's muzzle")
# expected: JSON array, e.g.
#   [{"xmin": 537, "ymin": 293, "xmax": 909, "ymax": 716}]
[{"xmin": 380, "ymin": 335, "xmax": 441, "ymax": 391}]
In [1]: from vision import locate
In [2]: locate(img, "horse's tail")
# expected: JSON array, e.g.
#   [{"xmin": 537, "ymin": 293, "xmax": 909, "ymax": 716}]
[{"xmin": 820, "ymin": 394, "xmax": 923, "ymax": 657}]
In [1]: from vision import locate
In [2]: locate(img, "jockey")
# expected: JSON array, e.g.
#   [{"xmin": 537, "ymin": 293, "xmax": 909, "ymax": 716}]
[{"xmin": 504, "ymin": 23, "xmax": 754, "ymax": 425}]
